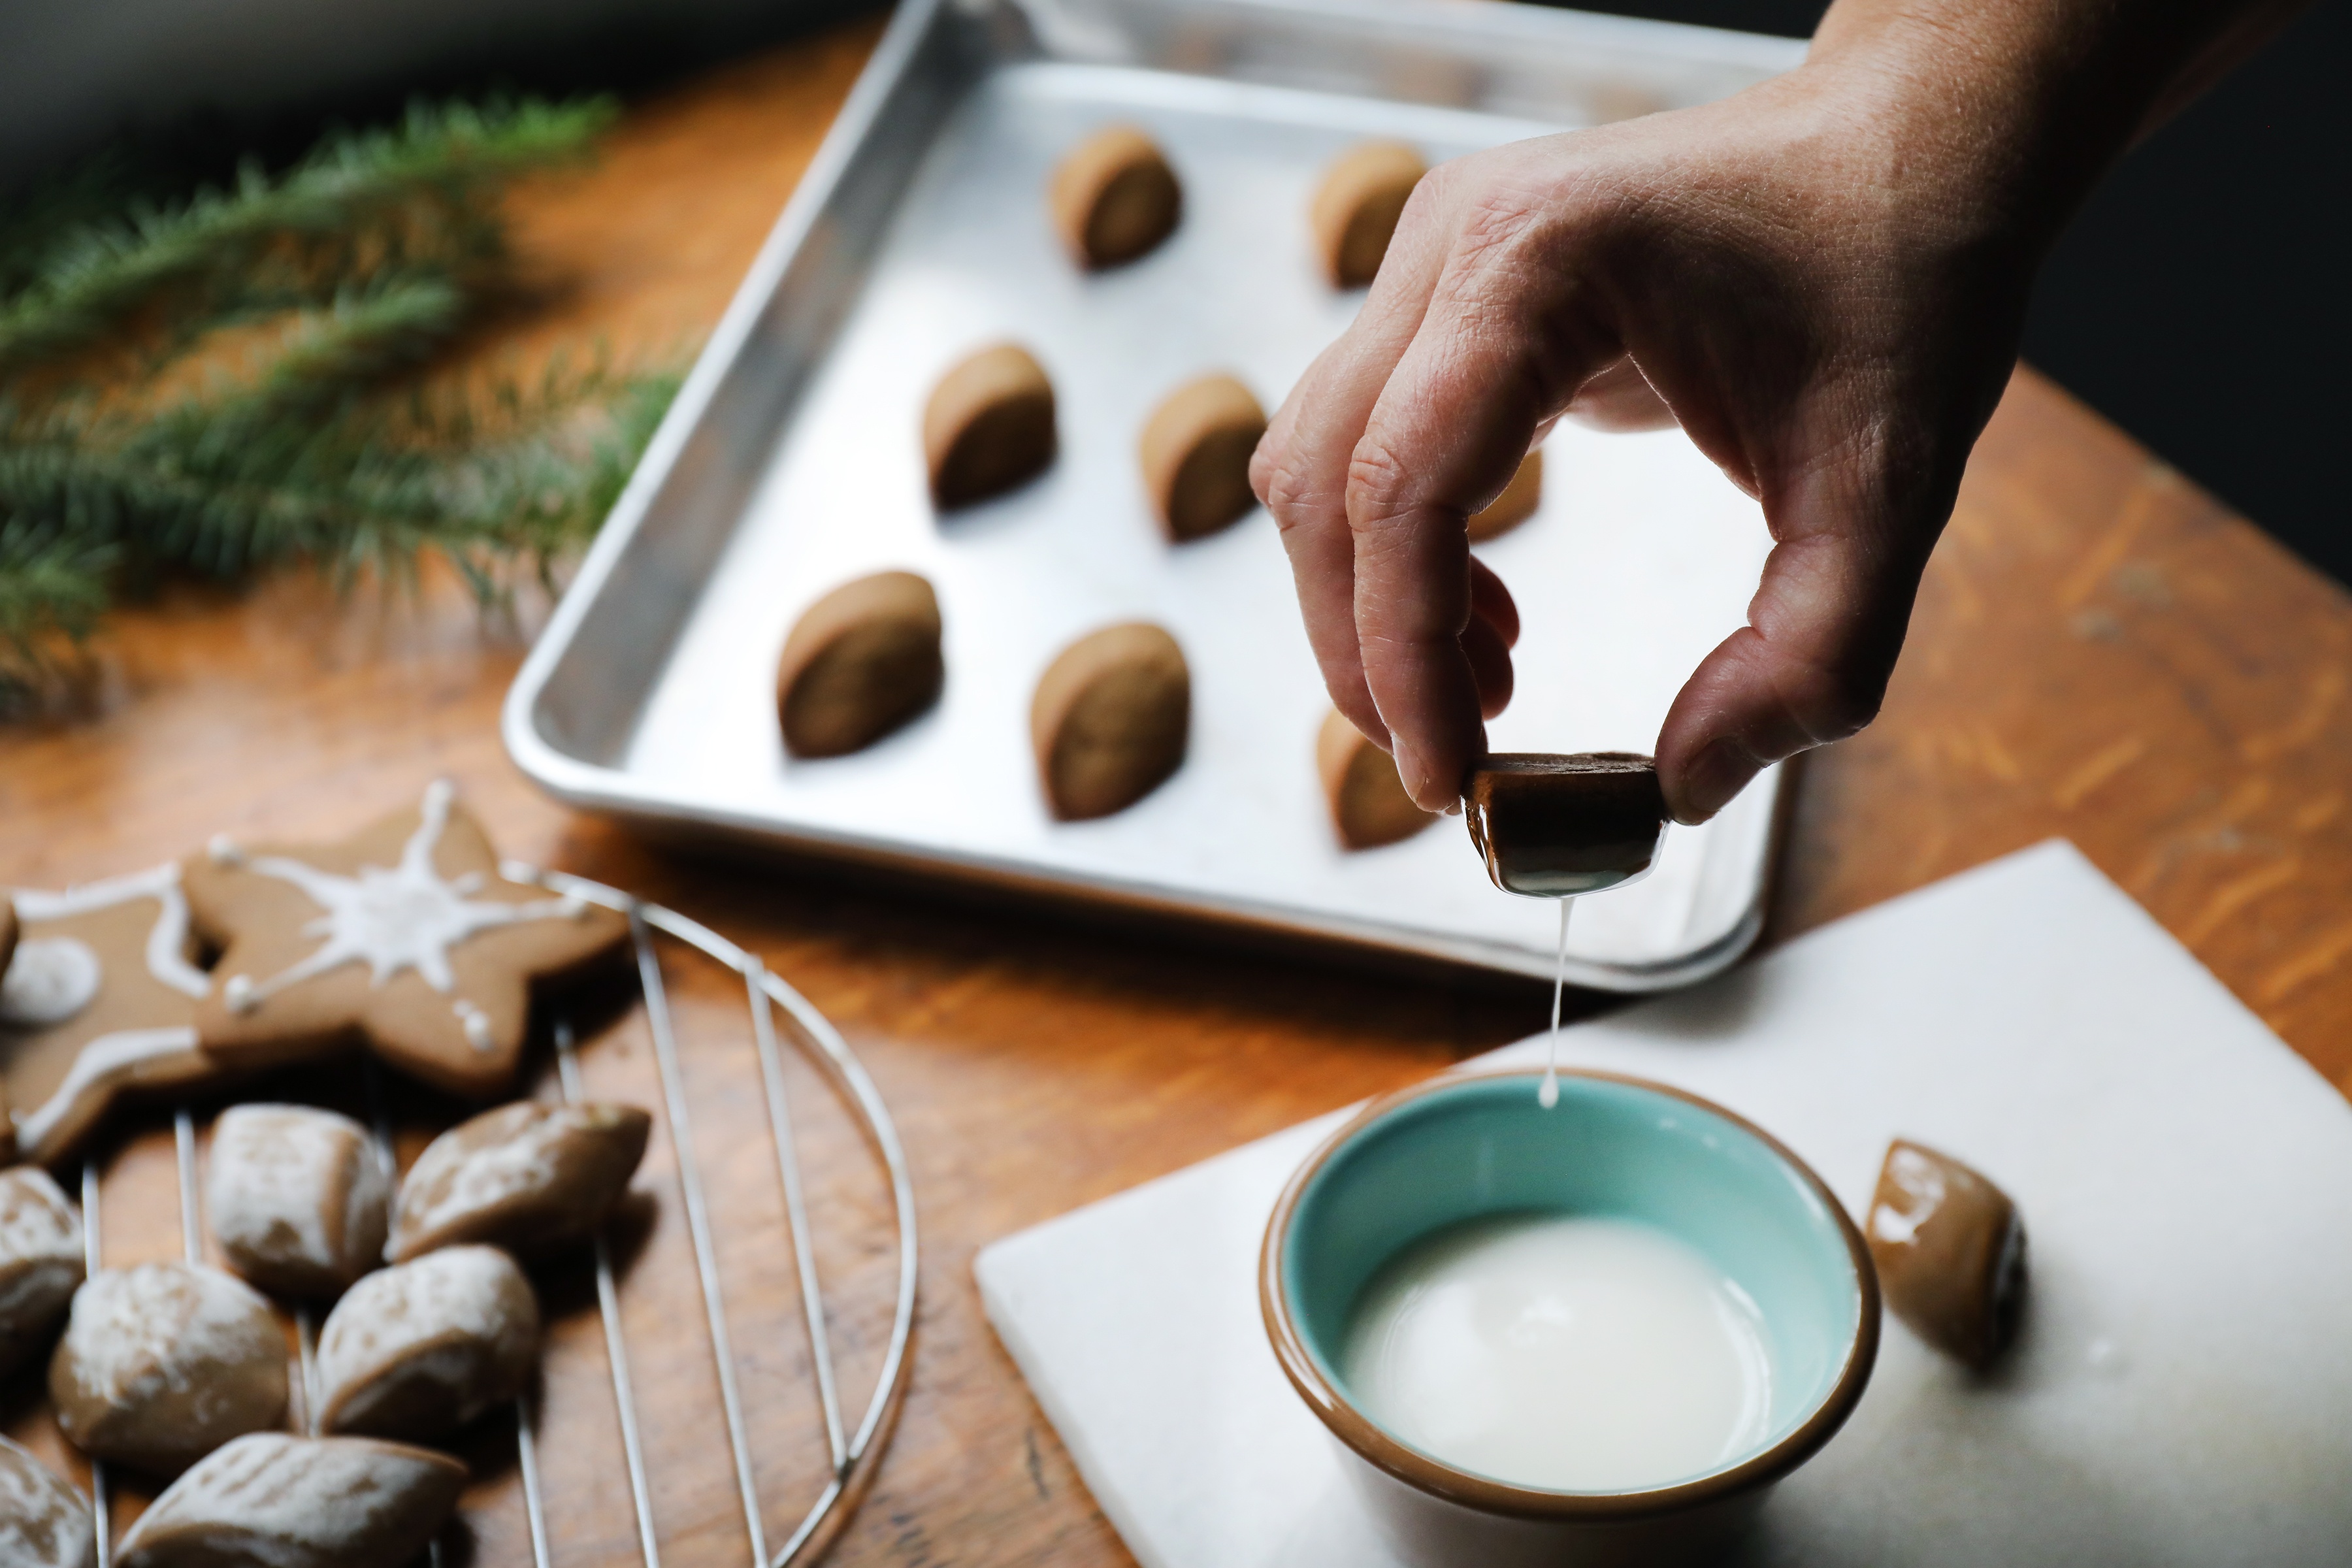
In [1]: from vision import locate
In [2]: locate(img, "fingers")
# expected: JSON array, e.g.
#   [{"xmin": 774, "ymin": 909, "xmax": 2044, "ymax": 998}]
[
  {"xmin": 1563, "ymin": 353, "xmax": 1676, "ymax": 432},
  {"xmin": 1254, "ymin": 175, "xmax": 1465, "ymax": 743},
  {"xmin": 1346, "ymin": 205, "xmax": 1622, "ymax": 807},
  {"xmin": 1654, "ymin": 436, "xmax": 1938, "ymax": 823}
]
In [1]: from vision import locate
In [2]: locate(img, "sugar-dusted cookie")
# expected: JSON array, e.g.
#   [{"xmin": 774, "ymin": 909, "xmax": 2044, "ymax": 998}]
[
  {"xmin": 1032, "ymin": 623, "xmax": 1190, "ymax": 821},
  {"xmin": 777, "ymin": 571, "xmax": 945, "ymax": 759},
  {"xmin": 0, "ymin": 1166, "xmax": 85, "ymax": 1379},
  {"xmin": 1049, "ymin": 123, "xmax": 1181, "ymax": 269},
  {"xmin": 116, "ymin": 1433, "xmax": 464, "ymax": 1568},
  {"xmin": 51, "ymin": 1262, "xmax": 287, "ymax": 1473},
  {"xmin": 1139, "ymin": 374, "xmax": 1267, "ymax": 543},
  {"xmin": 184, "ymin": 781, "xmax": 628, "ymax": 1100},
  {"xmin": 1309, "ymin": 141, "xmax": 1427, "ymax": 287},
  {"xmin": 0, "ymin": 1434, "xmax": 95, "ymax": 1568},
  {"xmin": 316, "ymin": 1245, "xmax": 538, "ymax": 1441},
  {"xmin": 1466, "ymin": 449, "xmax": 1543, "ymax": 544},
  {"xmin": 3, "ymin": 865, "xmax": 218, "ymax": 1166},
  {"xmin": 924, "ymin": 343, "xmax": 1056, "ymax": 509},
  {"xmin": 1316, "ymin": 710, "xmax": 1435, "ymax": 851},
  {"xmin": 206, "ymin": 1104, "xmax": 390, "ymax": 1298},
  {"xmin": 1868, "ymin": 1139, "xmax": 2028, "ymax": 1369},
  {"xmin": 387, "ymin": 1100, "xmax": 651, "ymax": 1263}
]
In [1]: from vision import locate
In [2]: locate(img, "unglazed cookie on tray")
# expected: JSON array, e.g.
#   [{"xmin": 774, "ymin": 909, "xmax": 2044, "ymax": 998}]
[
  {"xmin": 0, "ymin": 1166, "xmax": 84, "ymax": 1379},
  {"xmin": 1032, "ymin": 623, "xmax": 1190, "ymax": 821},
  {"xmin": 0, "ymin": 1434, "xmax": 95, "ymax": 1568},
  {"xmin": 316, "ymin": 1245, "xmax": 539, "ymax": 1441},
  {"xmin": 1049, "ymin": 123, "xmax": 1181, "ymax": 269},
  {"xmin": 1, "ymin": 865, "xmax": 219, "ymax": 1166},
  {"xmin": 924, "ymin": 343, "xmax": 1056, "ymax": 509},
  {"xmin": 184, "ymin": 781, "xmax": 628, "ymax": 1100},
  {"xmin": 1467, "ymin": 449, "xmax": 1543, "ymax": 544},
  {"xmin": 1316, "ymin": 710, "xmax": 1435, "ymax": 851},
  {"xmin": 115, "ymin": 1433, "xmax": 464, "ymax": 1568},
  {"xmin": 206, "ymin": 1104, "xmax": 390, "ymax": 1298},
  {"xmin": 777, "ymin": 571, "xmax": 945, "ymax": 759},
  {"xmin": 50, "ymin": 1262, "xmax": 287, "ymax": 1473},
  {"xmin": 388, "ymin": 1100, "xmax": 651, "ymax": 1263},
  {"xmin": 1308, "ymin": 140, "xmax": 1426, "ymax": 287},
  {"xmin": 1138, "ymin": 374, "xmax": 1267, "ymax": 543}
]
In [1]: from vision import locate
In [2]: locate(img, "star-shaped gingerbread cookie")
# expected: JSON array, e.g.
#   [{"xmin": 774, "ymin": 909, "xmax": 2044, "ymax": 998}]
[
  {"xmin": 2, "ymin": 864, "xmax": 222, "ymax": 1165},
  {"xmin": 184, "ymin": 781, "xmax": 628, "ymax": 1099}
]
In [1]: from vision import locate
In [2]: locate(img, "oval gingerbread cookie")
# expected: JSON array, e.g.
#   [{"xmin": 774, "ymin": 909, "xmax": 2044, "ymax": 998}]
[
  {"xmin": 51, "ymin": 1262, "xmax": 288, "ymax": 1474},
  {"xmin": 316, "ymin": 1245, "xmax": 540, "ymax": 1441},
  {"xmin": 0, "ymin": 1434, "xmax": 95, "ymax": 1568},
  {"xmin": 1032, "ymin": 623, "xmax": 1190, "ymax": 821},
  {"xmin": 184, "ymin": 781, "xmax": 628, "ymax": 1101},
  {"xmin": 115, "ymin": 1433, "xmax": 464, "ymax": 1568},
  {"xmin": 0, "ymin": 1166, "xmax": 85, "ymax": 1380},
  {"xmin": 924, "ymin": 343, "xmax": 1056, "ymax": 510},
  {"xmin": 776, "ymin": 570, "xmax": 945, "ymax": 759},
  {"xmin": 388, "ymin": 1100, "xmax": 650, "ymax": 1263},
  {"xmin": 1316, "ymin": 710, "xmax": 1435, "ymax": 851},
  {"xmin": 1049, "ymin": 123, "xmax": 1181, "ymax": 269},
  {"xmin": 1138, "ymin": 374, "xmax": 1267, "ymax": 543},
  {"xmin": 206, "ymin": 1103, "xmax": 391, "ymax": 1298},
  {"xmin": 1309, "ymin": 141, "xmax": 1427, "ymax": 288}
]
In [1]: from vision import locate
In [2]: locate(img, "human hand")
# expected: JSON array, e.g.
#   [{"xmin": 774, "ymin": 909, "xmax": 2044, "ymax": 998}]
[{"xmin": 1249, "ymin": 0, "xmax": 2295, "ymax": 823}]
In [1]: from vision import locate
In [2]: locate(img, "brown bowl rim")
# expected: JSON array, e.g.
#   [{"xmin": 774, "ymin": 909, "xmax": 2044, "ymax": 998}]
[{"xmin": 1258, "ymin": 1065, "xmax": 1880, "ymax": 1522}]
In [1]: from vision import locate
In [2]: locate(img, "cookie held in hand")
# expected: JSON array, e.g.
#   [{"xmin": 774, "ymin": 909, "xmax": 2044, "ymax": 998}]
[
  {"xmin": 1316, "ymin": 711, "xmax": 1435, "ymax": 851},
  {"xmin": 1461, "ymin": 753, "xmax": 1669, "ymax": 897},
  {"xmin": 185, "ymin": 781, "xmax": 628, "ymax": 1100},
  {"xmin": 1050, "ymin": 123, "xmax": 1181, "ymax": 269},
  {"xmin": 115, "ymin": 1433, "xmax": 464, "ymax": 1568},
  {"xmin": 207, "ymin": 1103, "xmax": 391, "ymax": 1298},
  {"xmin": 1139, "ymin": 374, "xmax": 1267, "ymax": 542},
  {"xmin": 1309, "ymin": 141, "xmax": 1426, "ymax": 287},
  {"xmin": 317, "ymin": 1245, "xmax": 539, "ymax": 1441},
  {"xmin": 388, "ymin": 1100, "xmax": 651, "ymax": 1262},
  {"xmin": 0, "ymin": 1166, "xmax": 85, "ymax": 1380},
  {"xmin": 777, "ymin": 571, "xmax": 945, "ymax": 759},
  {"xmin": 0, "ymin": 1434, "xmax": 95, "ymax": 1568},
  {"xmin": 1466, "ymin": 449, "xmax": 1543, "ymax": 544},
  {"xmin": 2, "ymin": 865, "xmax": 219, "ymax": 1166},
  {"xmin": 924, "ymin": 344, "xmax": 1056, "ymax": 509},
  {"xmin": 1868, "ymin": 1139, "xmax": 2028, "ymax": 1369},
  {"xmin": 1032, "ymin": 624, "xmax": 1190, "ymax": 821},
  {"xmin": 51, "ymin": 1263, "xmax": 287, "ymax": 1474}
]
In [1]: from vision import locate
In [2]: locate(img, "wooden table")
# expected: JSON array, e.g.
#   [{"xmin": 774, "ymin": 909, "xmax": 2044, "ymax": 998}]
[{"xmin": 6, "ymin": 16, "xmax": 2351, "ymax": 1566}]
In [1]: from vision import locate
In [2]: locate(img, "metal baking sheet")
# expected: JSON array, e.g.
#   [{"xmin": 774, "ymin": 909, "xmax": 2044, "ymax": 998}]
[{"xmin": 504, "ymin": 0, "xmax": 1806, "ymax": 990}]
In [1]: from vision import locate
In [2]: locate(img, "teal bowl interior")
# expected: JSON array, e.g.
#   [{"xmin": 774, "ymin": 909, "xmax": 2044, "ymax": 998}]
[{"xmin": 1282, "ymin": 1072, "xmax": 1865, "ymax": 1489}]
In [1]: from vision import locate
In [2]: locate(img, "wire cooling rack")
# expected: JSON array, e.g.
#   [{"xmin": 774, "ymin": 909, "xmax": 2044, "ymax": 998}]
[{"xmin": 69, "ymin": 868, "xmax": 919, "ymax": 1568}]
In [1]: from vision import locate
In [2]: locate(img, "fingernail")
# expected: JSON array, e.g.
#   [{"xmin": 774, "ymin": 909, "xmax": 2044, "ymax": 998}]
[{"xmin": 1676, "ymin": 738, "xmax": 1757, "ymax": 825}]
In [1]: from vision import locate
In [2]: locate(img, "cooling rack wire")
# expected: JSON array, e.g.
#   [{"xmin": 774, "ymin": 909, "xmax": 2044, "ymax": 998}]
[{"xmin": 71, "ymin": 867, "xmax": 919, "ymax": 1568}]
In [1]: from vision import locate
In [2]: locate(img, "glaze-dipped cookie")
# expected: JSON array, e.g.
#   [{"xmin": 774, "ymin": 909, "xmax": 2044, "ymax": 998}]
[
  {"xmin": 317, "ymin": 1245, "xmax": 538, "ymax": 1441},
  {"xmin": 777, "ymin": 571, "xmax": 945, "ymax": 759},
  {"xmin": 1032, "ymin": 623, "xmax": 1190, "ymax": 821},
  {"xmin": 1316, "ymin": 710, "xmax": 1435, "ymax": 851},
  {"xmin": 1049, "ymin": 124, "xmax": 1181, "ymax": 269},
  {"xmin": 1868, "ymin": 1139, "xmax": 2028, "ymax": 1369},
  {"xmin": 0, "ymin": 1166, "xmax": 85, "ymax": 1379},
  {"xmin": 1139, "ymin": 374, "xmax": 1267, "ymax": 542},
  {"xmin": 2, "ymin": 866, "xmax": 219, "ymax": 1166},
  {"xmin": 389, "ymin": 1100, "xmax": 650, "ymax": 1263},
  {"xmin": 207, "ymin": 1104, "xmax": 391, "ymax": 1298},
  {"xmin": 116, "ymin": 1433, "xmax": 464, "ymax": 1568},
  {"xmin": 1462, "ymin": 753, "xmax": 1669, "ymax": 897},
  {"xmin": 51, "ymin": 1262, "xmax": 287, "ymax": 1473},
  {"xmin": 0, "ymin": 1434, "xmax": 95, "ymax": 1568},
  {"xmin": 1466, "ymin": 449, "xmax": 1542, "ymax": 543},
  {"xmin": 185, "ymin": 781, "xmax": 628, "ymax": 1100},
  {"xmin": 1309, "ymin": 141, "xmax": 1426, "ymax": 287},
  {"xmin": 924, "ymin": 343, "xmax": 1056, "ymax": 509}
]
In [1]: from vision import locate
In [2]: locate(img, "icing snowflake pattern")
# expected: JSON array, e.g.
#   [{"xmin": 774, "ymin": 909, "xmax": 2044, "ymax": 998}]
[{"xmin": 222, "ymin": 781, "xmax": 585, "ymax": 1021}]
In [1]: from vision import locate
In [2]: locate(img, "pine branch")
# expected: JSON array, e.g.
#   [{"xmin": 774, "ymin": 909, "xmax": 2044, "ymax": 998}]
[{"xmin": 0, "ymin": 518, "xmax": 114, "ymax": 687}]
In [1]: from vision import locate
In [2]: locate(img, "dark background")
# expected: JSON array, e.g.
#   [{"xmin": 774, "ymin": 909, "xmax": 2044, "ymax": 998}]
[{"xmin": 1588, "ymin": 0, "xmax": 2351, "ymax": 587}]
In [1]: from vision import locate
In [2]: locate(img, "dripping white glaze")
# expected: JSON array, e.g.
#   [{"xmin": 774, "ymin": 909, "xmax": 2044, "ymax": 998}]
[
  {"xmin": 10, "ymin": 862, "xmax": 210, "ymax": 1000},
  {"xmin": 1539, "ymin": 897, "xmax": 1575, "ymax": 1110},
  {"xmin": 219, "ymin": 781, "xmax": 585, "ymax": 1016},
  {"xmin": 0, "ymin": 937, "xmax": 103, "ymax": 1027}
]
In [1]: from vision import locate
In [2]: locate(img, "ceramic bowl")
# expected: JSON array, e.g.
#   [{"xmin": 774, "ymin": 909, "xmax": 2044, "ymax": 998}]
[{"xmin": 1260, "ymin": 1068, "xmax": 1878, "ymax": 1568}]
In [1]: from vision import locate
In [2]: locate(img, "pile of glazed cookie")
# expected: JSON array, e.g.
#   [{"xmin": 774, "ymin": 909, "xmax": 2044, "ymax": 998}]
[
  {"xmin": 0, "ymin": 782, "xmax": 651, "ymax": 1568},
  {"xmin": 774, "ymin": 128, "xmax": 1544, "ymax": 853}
]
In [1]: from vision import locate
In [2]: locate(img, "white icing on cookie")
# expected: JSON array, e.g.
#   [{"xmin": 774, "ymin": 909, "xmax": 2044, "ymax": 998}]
[
  {"xmin": 10, "ymin": 862, "xmax": 209, "ymax": 1000},
  {"xmin": 0, "ymin": 1167, "xmax": 82, "ymax": 1334},
  {"xmin": 452, "ymin": 1000, "xmax": 493, "ymax": 1052},
  {"xmin": 222, "ymin": 781, "xmax": 582, "ymax": 1013},
  {"xmin": 207, "ymin": 834, "xmax": 246, "ymax": 868},
  {"xmin": 60, "ymin": 1262, "xmax": 276, "ymax": 1407},
  {"xmin": 317, "ymin": 1245, "xmax": 536, "ymax": 1433},
  {"xmin": 207, "ymin": 1105, "xmax": 389, "ymax": 1292},
  {"xmin": 0, "ymin": 937, "xmax": 102, "ymax": 1026},
  {"xmin": 116, "ymin": 1432, "xmax": 463, "ymax": 1567},
  {"xmin": 12, "ymin": 1026, "xmax": 202, "ymax": 1153},
  {"xmin": 0, "ymin": 1434, "xmax": 94, "ymax": 1568}
]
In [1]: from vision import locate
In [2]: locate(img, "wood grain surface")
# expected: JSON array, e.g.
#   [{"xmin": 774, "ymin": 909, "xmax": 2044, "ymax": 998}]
[{"xmin": 6, "ymin": 16, "xmax": 2351, "ymax": 1567}]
